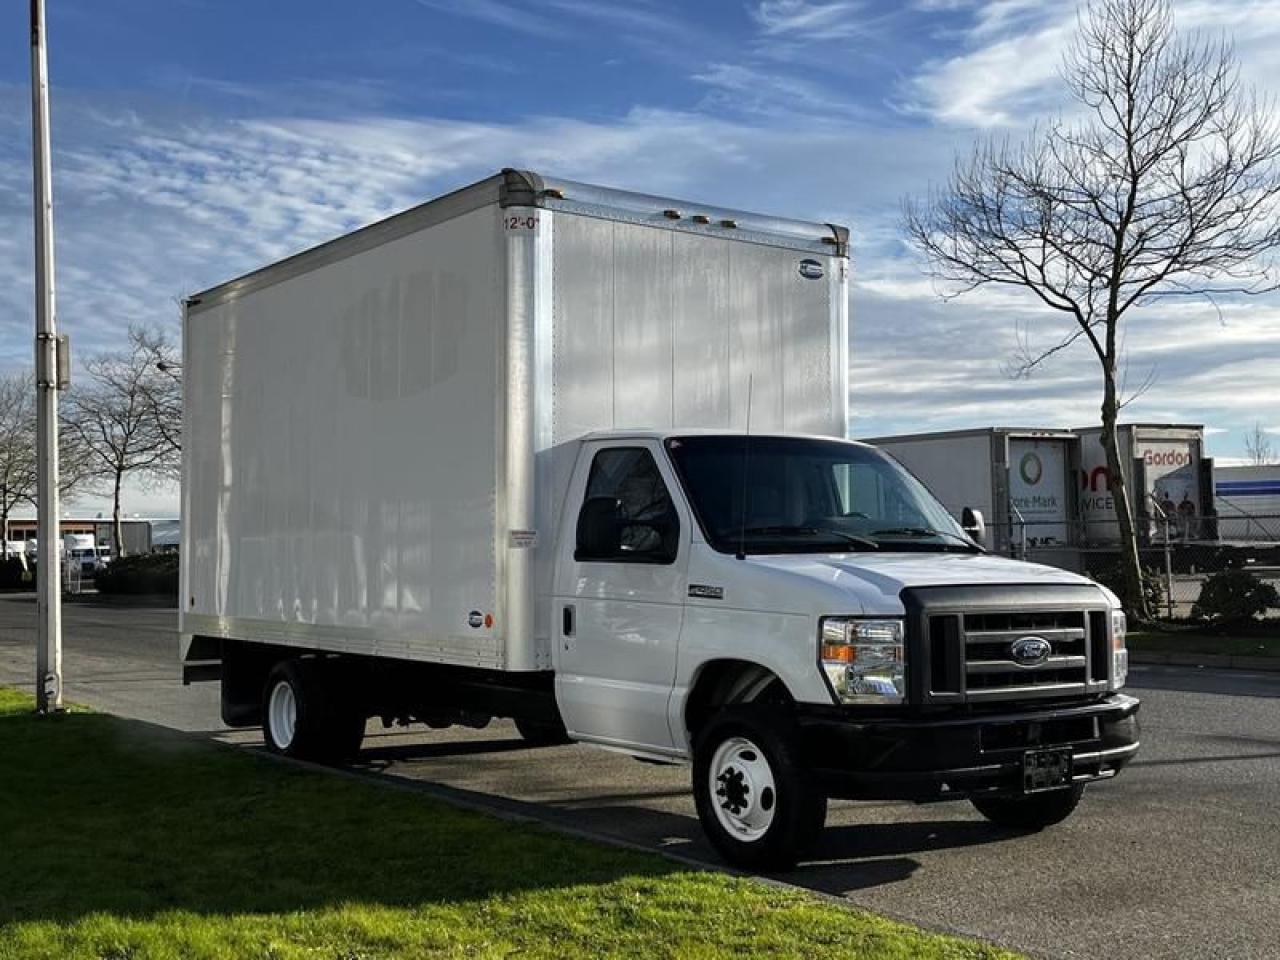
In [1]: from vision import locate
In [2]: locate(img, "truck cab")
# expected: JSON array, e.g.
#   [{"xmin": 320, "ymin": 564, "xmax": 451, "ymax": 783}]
[{"xmin": 550, "ymin": 430, "xmax": 1137, "ymax": 868}]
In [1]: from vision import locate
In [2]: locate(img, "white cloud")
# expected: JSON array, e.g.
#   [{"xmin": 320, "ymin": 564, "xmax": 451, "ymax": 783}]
[
  {"xmin": 906, "ymin": 0, "xmax": 1280, "ymax": 128},
  {"xmin": 412, "ymin": 0, "xmax": 561, "ymax": 38},
  {"xmin": 691, "ymin": 62, "xmax": 875, "ymax": 121},
  {"xmin": 751, "ymin": 1, "xmax": 867, "ymax": 39},
  {"xmin": 907, "ymin": 1, "xmax": 1073, "ymax": 127}
]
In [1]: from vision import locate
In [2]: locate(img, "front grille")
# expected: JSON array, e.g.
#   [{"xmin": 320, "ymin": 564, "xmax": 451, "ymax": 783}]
[{"xmin": 922, "ymin": 607, "xmax": 1110, "ymax": 703}]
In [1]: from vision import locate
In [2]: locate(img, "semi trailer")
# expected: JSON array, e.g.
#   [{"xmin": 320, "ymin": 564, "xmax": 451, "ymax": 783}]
[
  {"xmin": 180, "ymin": 170, "xmax": 1138, "ymax": 869},
  {"xmin": 863, "ymin": 427, "xmax": 1081, "ymax": 555}
]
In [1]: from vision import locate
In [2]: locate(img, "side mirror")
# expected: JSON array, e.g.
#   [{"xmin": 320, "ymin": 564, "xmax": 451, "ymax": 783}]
[
  {"xmin": 961, "ymin": 507, "xmax": 986, "ymax": 547},
  {"xmin": 576, "ymin": 496, "xmax": 623, "ymax": 560}
]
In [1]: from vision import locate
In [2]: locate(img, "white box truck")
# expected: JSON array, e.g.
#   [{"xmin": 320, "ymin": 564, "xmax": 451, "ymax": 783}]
[{"xmin": 181, "ymin": 170, "xmax": 1138, "ymax": 869}]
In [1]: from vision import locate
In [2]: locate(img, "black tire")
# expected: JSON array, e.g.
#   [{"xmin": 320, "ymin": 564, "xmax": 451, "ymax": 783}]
[
  {"xmin": 692, "ymin": 707, "xmax": 826, "ymax": 871},
  {"xmin": 514, "ymin": 715, "xmax": 573, "ymax": 747},
  {"xmin": 262, "ymin": 659, "xmax": 365, "ymax": 763},
  {"xmin": 971, "ymin": 785, "xmax": 1084, "ymax": 830}
]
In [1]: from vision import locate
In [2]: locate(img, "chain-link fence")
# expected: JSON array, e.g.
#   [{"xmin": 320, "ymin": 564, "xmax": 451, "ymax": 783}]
[{"xmin": 996, "ymin": 514, "xmax": 1280, "ymax": 622}]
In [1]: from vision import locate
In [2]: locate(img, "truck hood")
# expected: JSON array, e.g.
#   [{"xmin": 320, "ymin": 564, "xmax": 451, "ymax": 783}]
[{"xmin": 740, "ymin": 550, "xmax": 1108, "ymax": 613}]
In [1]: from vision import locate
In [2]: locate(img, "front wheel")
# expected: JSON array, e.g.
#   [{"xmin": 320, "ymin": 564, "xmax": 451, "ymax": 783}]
[
  {"xmin": 692, "ymin": 707, "xmax": 826, "ymax": 871},
  {"xmin": 971, "ymin": 785, "xmax": 1084, "ymax": 830}
]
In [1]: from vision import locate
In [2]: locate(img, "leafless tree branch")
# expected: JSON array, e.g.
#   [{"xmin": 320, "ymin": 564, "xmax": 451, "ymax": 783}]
[{"xmin": 902, "ymin": 0, "xmax": 1280, "ymax": 617}]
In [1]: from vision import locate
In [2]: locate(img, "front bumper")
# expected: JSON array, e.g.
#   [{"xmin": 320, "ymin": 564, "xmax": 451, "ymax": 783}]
[{"xmin": 797, "ymin": 693, "xmax": 1140, "ymax": 801}]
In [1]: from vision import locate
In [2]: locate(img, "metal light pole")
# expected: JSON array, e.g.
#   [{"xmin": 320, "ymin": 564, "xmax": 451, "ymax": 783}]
[{"xmin": 31, "ymin": 0, "xmax": 64, "ymax": 713}]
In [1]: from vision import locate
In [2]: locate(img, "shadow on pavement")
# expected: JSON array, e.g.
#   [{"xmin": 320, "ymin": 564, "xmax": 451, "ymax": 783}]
[
  {"xmin": 365, "ymin": 753, "xmax": 1012, "ymax": 897},
  {"xmin": 796, "ymin": 855, "xmax": 922, "ymax": 891},
  {"xmin": 356, "ymin": 736, "xmax": 531, "ymax": 765},
  {"xmin": 1132, "ymin": 750, "xmax": 1280, "ymax": 768}
]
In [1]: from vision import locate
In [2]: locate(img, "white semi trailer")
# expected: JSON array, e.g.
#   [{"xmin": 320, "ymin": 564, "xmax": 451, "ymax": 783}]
[{"xmin": 181, "ymin": 170, "xmax": 1138, "ymax": 869}]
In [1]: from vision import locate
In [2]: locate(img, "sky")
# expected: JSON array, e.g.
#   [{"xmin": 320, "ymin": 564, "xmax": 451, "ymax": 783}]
[{"xmin": 2, "ymin": 0, "xmax": 1279, "ymax": 517}]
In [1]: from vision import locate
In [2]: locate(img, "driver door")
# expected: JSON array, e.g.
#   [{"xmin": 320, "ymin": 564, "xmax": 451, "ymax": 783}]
[{"xmin": 553, "ymin": 441, "xmax": 689, "ymax": 753}]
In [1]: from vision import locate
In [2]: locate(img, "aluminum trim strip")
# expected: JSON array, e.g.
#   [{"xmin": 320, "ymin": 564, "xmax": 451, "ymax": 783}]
[
  {"xmin": 1073, "ymin": 742, "xmax": 1141, "ymax": 764},
  {"xmin": 964, "ymin": 682, "xmax": 1088, "ymax": 701},
  {"xmin": 967, "ymin": 656, "xmax": 1087, "ymax": 673},
  {"xmin": 190, "ymin": 169, "xmax": 852, "ymax": 314},
  {"xmin": 525, "ymin": 172, "xmax": 847, "ymax": 252},
  {"xmin": 964, "ymin": 627, "xmax": 1086, "ymax": 644}
]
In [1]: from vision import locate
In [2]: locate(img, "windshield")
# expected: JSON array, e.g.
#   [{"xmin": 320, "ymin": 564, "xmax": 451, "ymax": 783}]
[{"xmin": 665, "ymin": 435, "xmax": 977, "ymax": 555}]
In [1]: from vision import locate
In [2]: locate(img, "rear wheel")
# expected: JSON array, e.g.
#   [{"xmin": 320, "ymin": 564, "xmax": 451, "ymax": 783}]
[
  {"xmin": 971, "ymin": 785, "xmax": 1084, "ymax": 830},
  {"xmin": 262, "ymin": 660, "xmax": 365, "ymax": 763},
  {"xmin": 692, "ymin": 707, "xmax": 826, "ymax": 871}
]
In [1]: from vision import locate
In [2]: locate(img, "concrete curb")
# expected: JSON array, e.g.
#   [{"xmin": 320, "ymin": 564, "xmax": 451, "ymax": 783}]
[{"xmin": 1129, "ymin": 650, "xmax": 1280, "ymax": 673}]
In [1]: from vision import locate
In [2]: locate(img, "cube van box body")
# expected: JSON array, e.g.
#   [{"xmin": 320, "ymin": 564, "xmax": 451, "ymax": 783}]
[{"xmin": 181, "ymin": 170, "xmax": 1138, "ymax": 869}]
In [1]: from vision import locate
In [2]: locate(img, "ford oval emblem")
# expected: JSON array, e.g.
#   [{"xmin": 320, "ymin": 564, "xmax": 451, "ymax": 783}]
[
  {"xmin": 1010, "ymin": 635, "xmax": 1052, "ymax": 665},
  {"xmin": 798, "ymin": 258, "xmax": 824, "ymax": 280}
]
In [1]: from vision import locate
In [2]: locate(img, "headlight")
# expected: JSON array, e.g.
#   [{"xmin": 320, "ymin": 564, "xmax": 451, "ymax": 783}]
[
  {"xmin": 1111, "ymin": 609, "xmax": 1128, "ymax": 690},
  {"xmin": 820, "ymin": 618, "xmax": 905, "ymax": 704}
]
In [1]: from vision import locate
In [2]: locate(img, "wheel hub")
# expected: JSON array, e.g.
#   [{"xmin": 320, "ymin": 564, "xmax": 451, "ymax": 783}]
[
  {"xmin": 718, "ymin": 765, "xmax": 751, "ymax": 815},
  {"xmin": 267, "ymin": 679, "xmax": 297, "ymax": 750},
  {"xmin": 708, "ymin": 736, "xmax": 777, "ymax": 842}
]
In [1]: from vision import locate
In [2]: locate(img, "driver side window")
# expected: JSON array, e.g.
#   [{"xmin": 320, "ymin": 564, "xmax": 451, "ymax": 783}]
[{"xmin": 575, "ymin": 447, "xmax": 679, "ymax": 564}]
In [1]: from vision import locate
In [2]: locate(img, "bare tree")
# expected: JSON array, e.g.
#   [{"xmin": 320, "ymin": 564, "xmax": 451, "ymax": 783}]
[
  {"xmin": 130, "ymin": 325, "xmax": 182, "ymax": 476},
  {"xmin": 0, "ymin": 375, "xmax": 37, "ymax": 559},
  {"xmin": 1244, "ymin": 422, "xmax": 1275, "ymax": 466},
  {"xmin": 0, "ymin": 372, "xmax": 90, "ymax": 560},
  {"xmin": 904, "ymin": 0, "xmax": 1280, "ymax": 617},
  {"xmin": 61, "ymin": 332, "xmax": 181, "ymax": 558}
]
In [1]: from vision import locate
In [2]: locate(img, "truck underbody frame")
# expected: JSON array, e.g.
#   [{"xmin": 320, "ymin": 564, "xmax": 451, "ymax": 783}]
[{"xmin": 204, "ymin": 637, "xmax": 560, "ymax": 731}]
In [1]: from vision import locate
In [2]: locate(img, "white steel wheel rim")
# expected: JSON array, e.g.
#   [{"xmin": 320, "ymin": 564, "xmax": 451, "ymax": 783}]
[
  {"xmin": 709, "ymin": 736, "xmax": 777, "ymax": 842},
  {"xmin": 267, "ymin": 680, "xmax": 297, "ymax": 750}
]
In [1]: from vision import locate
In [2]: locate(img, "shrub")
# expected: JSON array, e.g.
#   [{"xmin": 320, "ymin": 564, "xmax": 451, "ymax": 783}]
[
  {"xmin": 95, "ymin": 552, "xmax": 179, "ymax": 597},
  {"xmin": 1191, "ymin": 568, "xmax": 1280, "ymax": 625},
  {"xmin": 0, "ymin": 555, "xmax": 32, "ymax": 589},
  {"xmin": 1087, "ymin": 559, "xmax": 1165, "ymax": 616}
]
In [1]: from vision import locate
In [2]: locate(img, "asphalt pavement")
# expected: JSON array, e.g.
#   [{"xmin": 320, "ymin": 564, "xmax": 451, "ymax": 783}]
[{"xmin": 1, "ymin": 593, "xmax": 1278, "ymax": 960}]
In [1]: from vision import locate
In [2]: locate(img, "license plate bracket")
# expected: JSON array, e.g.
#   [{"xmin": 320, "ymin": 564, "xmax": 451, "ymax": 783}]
[{"xmin": 1023, "ymin": 748, "xmax": 1073, "ymax": 793}]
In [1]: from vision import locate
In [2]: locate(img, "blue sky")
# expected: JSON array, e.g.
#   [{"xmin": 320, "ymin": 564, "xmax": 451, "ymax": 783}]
[{"xmin": 2, "ymin": 0, "xmax": 1279, "ymax": 515}]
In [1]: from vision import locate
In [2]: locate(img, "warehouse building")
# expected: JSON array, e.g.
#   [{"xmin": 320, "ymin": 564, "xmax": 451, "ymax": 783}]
[
  {"xmin": 1215, "ymin": 465, "xmax": 1280, "ymax": 542},
  {"xmin": 4, "ymin": 517, "xmax": 176, "ymax": 557}
]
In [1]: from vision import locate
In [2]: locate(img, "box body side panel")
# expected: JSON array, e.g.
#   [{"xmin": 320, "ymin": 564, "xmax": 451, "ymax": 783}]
[{"xmin": 182, "ymin": 205, "xmax": 505, "ymax": 667}]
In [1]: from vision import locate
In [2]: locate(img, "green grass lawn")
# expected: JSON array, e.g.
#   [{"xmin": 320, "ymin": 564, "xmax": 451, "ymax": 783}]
[
  {"xmin": 0, "ymin": 687, "xmax": 1017, "ymax": 960},
  {"xmin": 1129, "ymin": 627, "xmax": 1280, "ymax": 659}
]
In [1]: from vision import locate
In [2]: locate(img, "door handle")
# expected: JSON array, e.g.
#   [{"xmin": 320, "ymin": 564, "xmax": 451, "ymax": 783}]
[{"xmin": 562, "ymin": 604, "xmax": 575, "ymax": 640}]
